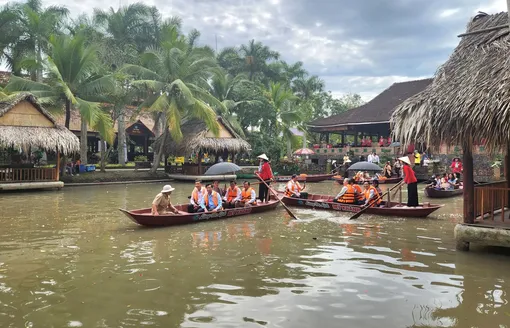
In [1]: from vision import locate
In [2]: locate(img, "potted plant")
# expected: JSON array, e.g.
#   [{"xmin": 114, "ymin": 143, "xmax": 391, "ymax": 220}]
[
  {"xmin": 492, "ymin": 160, "xmax": 502, "ymax": 178},
  {"xmin": 134, "ymin": 155, "xmax": 151, "ymax": 169}
]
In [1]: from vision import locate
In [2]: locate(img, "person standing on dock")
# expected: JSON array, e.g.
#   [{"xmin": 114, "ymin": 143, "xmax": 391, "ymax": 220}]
[
  {"xmin": 254, "ymin": 154, "xmax": 274, "ymax": 203},
  {"xmin": 188, "ymin": 180, "xmax": 207, "ymax": 213},
  {"xmin": 399, "ymin": 157, "xmax": 419, "ymax": 207}
]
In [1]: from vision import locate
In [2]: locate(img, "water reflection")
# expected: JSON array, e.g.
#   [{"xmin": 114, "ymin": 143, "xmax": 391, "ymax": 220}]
[{"xmin": 0, "ymin": 181, "xmax": 510, "ymax": 327}]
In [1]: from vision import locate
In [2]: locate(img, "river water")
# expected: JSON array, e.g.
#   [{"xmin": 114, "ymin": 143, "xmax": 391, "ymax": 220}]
[{"xmin": 0, "ymin": 180, "xmax": 509, "ymax": 327}]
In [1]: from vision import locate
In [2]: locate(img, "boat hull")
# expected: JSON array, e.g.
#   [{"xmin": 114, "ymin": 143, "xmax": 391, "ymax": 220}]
[
  {"xmin": 280, "ymin": 193, "xmax": 442, "ymax": 218},
  {"xmin": 120, "ymin": 200, "xmax": 279, "ymax": 227},
  {"xmin": 424, "ymin": 187, "xmax": 463, "ymax": 198},
  {"xmin": 274, "ymin": 174, "xmax": 335, "ymax": 183},
  {"xmin": 332, "ymin": 176, "xmax": 402, "ymax": 184}
]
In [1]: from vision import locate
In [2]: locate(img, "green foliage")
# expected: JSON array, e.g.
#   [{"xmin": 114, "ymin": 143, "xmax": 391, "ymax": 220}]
[
  {"xmin": 134, "ymin": 155, "xmax": 148, "ymax": 162},
  {"xmin": 247, "ymin": 132, "xmax": 285, "ymax": 163}
]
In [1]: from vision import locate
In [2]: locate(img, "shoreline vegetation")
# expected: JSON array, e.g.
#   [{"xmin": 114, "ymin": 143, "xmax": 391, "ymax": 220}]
[{"xmin": 60, "ymin": 170, "xmax": 169, "ymax": 184}]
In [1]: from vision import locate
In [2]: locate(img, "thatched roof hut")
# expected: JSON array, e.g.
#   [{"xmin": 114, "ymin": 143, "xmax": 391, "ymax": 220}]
[
  {"xmin": 0, "ymin": 93, "xmax": 79, "ymax": 154},
  {"xmin": 391, "ymin": 12, "xmax": 510, "ymax": 153},
  {"xmin": 154, "ymin": 116, "xmax": 251, "ymax": 155}
]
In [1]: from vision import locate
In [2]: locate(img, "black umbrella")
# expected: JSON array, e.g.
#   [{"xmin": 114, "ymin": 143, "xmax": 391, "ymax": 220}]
[
  {"xmin": 204, "ymin": 162, "xmax": 242, "ymax": 175},
  {"xmin": 346, "ymin": 161, "xmax": 382, "ymax": 172}
]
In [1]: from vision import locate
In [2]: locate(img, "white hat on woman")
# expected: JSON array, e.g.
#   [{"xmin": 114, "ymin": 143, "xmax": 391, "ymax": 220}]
[
  {"xmin": 257, "ymin": 154, "xmax": 269, "ymax": 161},
  {"xmin": 161, "ymin": 185, "xmax": 175, "ymax": 193},
  {"xmin": 398, "ymin": 156, "xmax": 411, "ymax": 165}
]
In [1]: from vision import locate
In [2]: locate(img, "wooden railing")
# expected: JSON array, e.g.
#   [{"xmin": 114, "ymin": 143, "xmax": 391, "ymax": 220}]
[
  {"xmin": 474, "ymin": 181, "xmax": 509, "ymax": 221},
  {"xmin": 0, "ymin": 168, "xmax": 57, "ymax": 182}
]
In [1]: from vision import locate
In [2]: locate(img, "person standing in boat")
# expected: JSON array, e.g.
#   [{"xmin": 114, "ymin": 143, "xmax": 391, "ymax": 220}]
[
  {"xmin": 224, "ymin": 181, "xmax": 242, "ymax": 208},
  {"xmin": 451, "ymin": 158, "xmax": 463, "ymax": 174},
  {"xmin": 188, "ymin": 180, "xmax": 207, "ymax": 213},
  {"xmin": 152, "ymin": 185, "xmax": 179, "ymax": 215},
  {"xmin": 399, "ymin": 156, "xmax": 419, "ymax": 207},
  {"xmin": 202, "ymin": 184, "xmax": 223, "ymax": 212},
  {"xmin": 285, "ymin": 174, "xmax": 307, "ymax": 199},
  {"xmin": 254, "ymin": 154, "xmax": 274, "ymax": 203},
  {"xmin": 238, "ymin": 181, "xmax": 257, "ymax": 207}
]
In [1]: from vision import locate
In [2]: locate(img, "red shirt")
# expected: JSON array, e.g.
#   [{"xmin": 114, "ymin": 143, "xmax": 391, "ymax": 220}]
[
  {"xmin": 258, "ymin": 162, "xmax": 273, "ymax": 180},
  {"xmin": 403, "ymin": 165, "xmax": 417, "ymax": 184}
]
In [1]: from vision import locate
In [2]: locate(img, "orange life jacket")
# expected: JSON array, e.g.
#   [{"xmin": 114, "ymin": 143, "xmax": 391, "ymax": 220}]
[
  {"xmin": 285, "ymin": 180, "xmax": 302, "ymax": 197},
  {"xmin": 242, "ymin": 187, "xmax": 254, "ymax": 201},
  {"xmin": 192, "ymin": 187, "xmax": 207, "ymax": 203},
  {"xmin": 204, "ymin": 191, "xmax": 220, "ymax": 208},
  {"xmin": 363, "ymin": 186, "xmax": 381, "ymax": 207},
  {"xmin": 338, "ymin": 185, "xmax": 356, "ymax": 203},
  {"xmin": 353, "ymin": 184, "xmax": 364, "ymax": 201},
  {"xmin": 226, "ymin": 186, "xmax": 240, "ymax": 202}
]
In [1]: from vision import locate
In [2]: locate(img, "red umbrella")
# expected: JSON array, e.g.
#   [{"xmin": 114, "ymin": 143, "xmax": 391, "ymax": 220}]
[{"xmin": 293, "ymin": 148, "xmax": 315, "ymax": 155}]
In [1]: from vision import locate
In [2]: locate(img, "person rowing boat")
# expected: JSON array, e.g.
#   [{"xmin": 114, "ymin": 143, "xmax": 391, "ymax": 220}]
[{"xmin": 151, "ymin": 185, "xmax": 179, "ymax": 216}]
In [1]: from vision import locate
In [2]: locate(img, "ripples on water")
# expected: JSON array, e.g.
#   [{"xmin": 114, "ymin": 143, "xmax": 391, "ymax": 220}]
[{"xmin": 0, "ymin": 182, "xmax": 509, "ymax": 327}]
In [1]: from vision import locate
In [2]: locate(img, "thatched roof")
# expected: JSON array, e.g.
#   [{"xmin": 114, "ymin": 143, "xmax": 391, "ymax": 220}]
[
  {"xmin": 309, "ymin": 79, "xmax": 432, "ymax": 131},
  {"xmin": 153, "ymin": 116, "xmax": 251, "ymax": 155},
  {"xmin": 391, "ymin": 12, "xmax": 510, "ymax": 152},
  {"xmin": 0, "ymin": 93, "xmax": 79, "ymax": 154}
]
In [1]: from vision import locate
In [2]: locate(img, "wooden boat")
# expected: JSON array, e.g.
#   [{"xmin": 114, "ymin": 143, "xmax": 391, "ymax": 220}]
[
  {"xmin": 424, "ymin": 186, "xmax": 463, "ymax": 198},
  {"xmin": 280, "ymin": 193, "xmax": 442, "ymax": 218},
  {"xmin": 274, "ymin": 173, "xmax": 335, "ymax": 183},
  {"xmin": 119, "ymin": 198, "xmax": 280, "ymax": 227},
  {"xmin": 332, "ymin": 176, "xmax": 402, "ymax": 184}
]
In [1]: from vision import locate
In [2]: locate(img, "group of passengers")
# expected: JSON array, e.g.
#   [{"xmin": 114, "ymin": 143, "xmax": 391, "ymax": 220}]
[
  {"xmin": 428, "ymin": 172, "xmax": 462, "ymax": 191},
  {"xmin": 333, "ymin": 178, "xmax": 383, "ymax": 207}
]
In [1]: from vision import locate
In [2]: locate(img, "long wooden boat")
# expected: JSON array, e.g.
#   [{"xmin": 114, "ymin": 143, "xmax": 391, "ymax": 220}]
[
  {"xmin": 119, "ymin": 199, "xmax": 279, "ymax": 227},
  {"xmin": 424, "ymin": 186, "xmax": 463, "ymax": 198},
  {"xmin": 332, "ymin": 176, "xmax": 402, "ymax": 184},
  {"xmin": 280, "ymin": 193, "xmax": 442, "ymax": 218},
  {"xmin": 274, "ymin": 173, "xmax": 335, "ymax": 183}
]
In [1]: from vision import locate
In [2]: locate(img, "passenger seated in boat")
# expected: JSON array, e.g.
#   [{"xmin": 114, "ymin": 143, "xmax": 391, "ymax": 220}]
[
  {"xmin": 333, "ymin": 178, "xmax": 356, "ymax": 204},
  {"xmin": 224, "ymin": 181, "xmax": 242, "ymax": 208},
  {"xmin": 351, "ymin": 178, "xmax": 365, "ymax": 205},
  {"xmin": 448, "ymin": 173, "xmax": 459, "ymax": 188},
  {"xmin": 212, "ymin": 180, "xmax": 225, "ymax": 196},
  {"xmin": 285, "ymin": 174, "xmax": 308, "ymax": 199},
  {"xmin": 372, "ymin": 179, "xmax": 382, "ymax": 195},
  {"xmin": 188, "ymin": 180, "xmax": 207, "ymax": 213},
  {"xmin": 202, "ymin": 184, "xmax": 223, "ymax": 212},
  {"xmin": 151, "ymin": 185, "xmax": 180, "ymax": 215},
  {"xmin": 363, "ymin": 181, "xmax": 381, "ymax": 207},
  {"xmin": 237, "ymin": 181, "xmax": 257, "ymax": 207},
  {"xmin": 383, "ymin": 162, "xmax": 392, "ymax": 178},
  {"xmin": 441, "ymin": 177, "xmax": 453, "ymax": 190}
]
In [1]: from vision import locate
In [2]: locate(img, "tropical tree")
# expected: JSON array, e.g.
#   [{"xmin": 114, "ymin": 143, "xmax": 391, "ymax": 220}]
[
  {"xmin": 268, "ymin": 60, "xmax": 307, "ymax": 87},
  {"xmin": 121, "ymin": 28, "xmax": 221, "ymax": 173},
  {"xmin": 266, "ymin": 82, "xmax": 301, "ymax": 157},
  {"xmin": 9, "ymin": 0, "xmax": 69, "ymax": 81},
  {"xmin": 5, "ymin": 32, "xmax": 115, "ymax": 164}
]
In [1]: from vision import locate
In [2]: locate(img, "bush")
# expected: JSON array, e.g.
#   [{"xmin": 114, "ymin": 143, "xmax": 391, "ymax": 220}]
[{"xmin": 134, "ymin": 155, "xmax": 148, "ymax": 162}]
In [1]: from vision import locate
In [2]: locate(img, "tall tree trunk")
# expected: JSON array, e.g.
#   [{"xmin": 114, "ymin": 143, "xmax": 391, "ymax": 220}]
[
  {"xmin": 151, "ymin": 126, "xmax": 168, "ymax": 174},
  {"xmin": 100, "ymin": 138, "xmax": 106, "ymax": 172},
  {"xmin": 36, "ymin": 42, "xmax": 43, "ymax": 82},
  {"xmin": 286, "ymin": 139, "xmax": 292, "ymax": 158},
  {"xmin": 152, "ymin": 112, "xmax": 162, "ymax": 138},
  {"xmin": 117, "ymin": 107, "xmax": 126, "ymax": 165},
  {"xmin": 80, "ymin": 119, "xmax": 88, "ymax": 165},
  {"xmin": 64, "ymin": 99, "xmax": 71, "ymax": 129}
]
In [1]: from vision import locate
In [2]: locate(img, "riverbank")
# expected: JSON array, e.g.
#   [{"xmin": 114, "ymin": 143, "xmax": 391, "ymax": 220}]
[{"xmin": 60, "ymin": 170, "xmax": 169, "ymax": 185}]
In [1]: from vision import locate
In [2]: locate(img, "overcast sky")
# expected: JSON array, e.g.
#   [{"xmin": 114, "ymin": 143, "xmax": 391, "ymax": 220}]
[{"xmin": 1, "ymin": 0, "xmax": 507, "ymax": 100}]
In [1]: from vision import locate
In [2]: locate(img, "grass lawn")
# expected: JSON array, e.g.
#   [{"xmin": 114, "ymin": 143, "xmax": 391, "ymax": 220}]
[{"xmin": 61, "ymin": 170, "xmax": 168, "ymax": 184}]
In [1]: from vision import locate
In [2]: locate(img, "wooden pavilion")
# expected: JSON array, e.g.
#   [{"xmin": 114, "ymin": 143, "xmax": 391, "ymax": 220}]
[
  {"xmin": 154, "ymin": 116, "xmax": 251, "ymax": 176},
  {"xmin": 391, "ymin": 11, "xmax": 510, "ymax": 251},
  {"xmin": 0, "ymin": 93, "xmax": 79, "ymax": 190}
]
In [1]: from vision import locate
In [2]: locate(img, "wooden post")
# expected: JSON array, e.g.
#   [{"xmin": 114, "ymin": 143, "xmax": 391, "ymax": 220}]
[
  {"xmin": 463, "ymin": 141, "xmax": 475, "ymax": 224},
  {"xmin": 197, "ymin": 151, "xmax": 203, "ymax": 175},
  {"xmin": 505, "ymin": 145, "xmax": 510, "ymax": 207},
  {"xmin": 56, "ymin": 150, "xmax": 60, "ymax": 181},
  {"xmin": 341, "ymin": 133, "xmax": 345, "ymax": 146}
]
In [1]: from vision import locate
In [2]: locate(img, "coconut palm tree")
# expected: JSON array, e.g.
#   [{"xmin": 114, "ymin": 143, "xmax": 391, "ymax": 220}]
[
  {"xmin": 267, "ymin": 82, "xmax": 301, "ymax": 157},
  {"xmin": 9, "ymin": 0, "xmax": 69, "ymax": 81},
  {"xmin": 293, "ymin": 75, "xmax": 325, "ymax": 101},
  {"xmin": 121, "ymin": 28, "xmax": 221, "ymax": 173},
  {"xmin": 5, "ymin": 33, "xmax": 115, "ymax": 164}
]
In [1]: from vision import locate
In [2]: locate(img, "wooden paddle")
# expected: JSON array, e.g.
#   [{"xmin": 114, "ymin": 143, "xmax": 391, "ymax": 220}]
[
  {"xmin": 256, "ymin": 173, "xmax": 299, "ymax": 220},
  {"xmin": 349, "ymin": 180, "xmax": 405, "ymax": 220}
]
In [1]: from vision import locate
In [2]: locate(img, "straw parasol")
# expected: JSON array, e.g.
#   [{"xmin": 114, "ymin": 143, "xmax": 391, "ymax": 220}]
[
  {"xmin": 390, "ymin": 12, "xmax": 510, "ymax": 154},
  {"xmin": 153, "ymin": 116, "xmax": 251, "ymax": 155},
  {"xmin": 0, "ymin": 93, "xmax": 79, "ymax": 154}
]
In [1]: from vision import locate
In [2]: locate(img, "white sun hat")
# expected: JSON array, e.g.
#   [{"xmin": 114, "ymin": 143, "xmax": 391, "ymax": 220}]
[
  {"xmin": 398, "ymin": 156, "xmax": 411, "ymax": 165},
  {"xmin": 161, "ymin": 185, "xmax": 175, "ymax": 193},
  {"xmin": 257, "ymin": 154, "xmax": 269, "ymax": 161}
]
